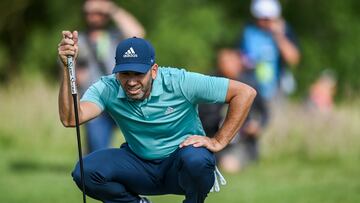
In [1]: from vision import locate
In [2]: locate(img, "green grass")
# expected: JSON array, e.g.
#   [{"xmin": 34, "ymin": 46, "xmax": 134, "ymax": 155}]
[{"xmin": 0, "ymin": 78, "xmax": 359, "ymax": 203}]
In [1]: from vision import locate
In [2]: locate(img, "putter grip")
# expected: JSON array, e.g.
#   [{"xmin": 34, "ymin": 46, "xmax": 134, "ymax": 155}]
[{"xmin": 67, "ymin": 56, "xmax": 77, "ymax": 95}]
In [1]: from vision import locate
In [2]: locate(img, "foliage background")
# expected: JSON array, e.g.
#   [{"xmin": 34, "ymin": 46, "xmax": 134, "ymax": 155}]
[{"xmin": 0, "ymin": 0, "xmax": 359, "ymax": 98}]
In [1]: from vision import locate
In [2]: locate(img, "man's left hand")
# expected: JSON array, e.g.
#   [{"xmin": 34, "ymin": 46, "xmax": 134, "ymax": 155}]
[{"xmin": 179, "ymin": 135, "xmax": 224, "ymax": 152}]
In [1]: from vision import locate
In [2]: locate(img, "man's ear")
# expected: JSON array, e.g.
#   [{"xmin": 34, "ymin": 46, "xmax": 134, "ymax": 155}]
[
  {"xmin": 115, "ymin": 73, "xmax": 120, "ymax": 80},
  {"xmin": 151, "ymin": 64, "xmax": 158, "ymax": 80}
]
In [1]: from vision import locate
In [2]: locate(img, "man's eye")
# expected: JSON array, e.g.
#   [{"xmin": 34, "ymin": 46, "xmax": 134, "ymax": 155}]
[
  {"xmin": 120, "ymin": 73, "xmax": 130, "ymax": 76},
  {"xmin": 119, "ymin": 72, "xmax": 143, "ymax": 77}
]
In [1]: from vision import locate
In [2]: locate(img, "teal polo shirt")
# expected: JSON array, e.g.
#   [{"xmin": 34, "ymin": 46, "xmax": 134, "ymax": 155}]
[{"xmin": 81, "ymin": 67, "xmax": 229, "ymax": 160}]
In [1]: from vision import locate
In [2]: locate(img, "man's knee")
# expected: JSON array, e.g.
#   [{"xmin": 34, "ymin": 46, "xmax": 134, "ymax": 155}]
[
  {"xmin": 179, "ymin": 146, "xmax": 215, "ymax": 176},
  {"xmin": 177, "ymin": 146, "xmax": 215, "ymax": 194},
  {"xmin": 72, "ymin": 163, "xmax": 82, "ymax": 188},
  {"xmin": 72, "ymin": 162, "xmax": 107, "ymax": 192}
]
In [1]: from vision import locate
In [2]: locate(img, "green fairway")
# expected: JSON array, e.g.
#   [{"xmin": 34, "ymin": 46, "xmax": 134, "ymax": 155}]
[{"xmin": 1, "ymin": 79, "xmax": 359, "ymax": 203}]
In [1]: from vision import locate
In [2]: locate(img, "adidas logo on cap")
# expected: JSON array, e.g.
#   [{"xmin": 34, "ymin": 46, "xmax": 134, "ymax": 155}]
[
  {"xmin": 113, "ymin": 37, "xmax": 156, "ymax": 74},
  {"xmin": 123, "ymin": 47, "xmax": 138, "ymax": 58}
]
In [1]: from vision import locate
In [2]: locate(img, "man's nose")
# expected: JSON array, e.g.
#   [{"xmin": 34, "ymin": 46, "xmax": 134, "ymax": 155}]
[{"xmin": 126, "ymin": 78, "xmax": 138, "ymax": 86}]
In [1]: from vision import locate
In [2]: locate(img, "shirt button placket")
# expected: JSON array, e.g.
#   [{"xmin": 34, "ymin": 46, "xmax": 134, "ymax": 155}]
[{"xmin": 140, "ymin": 105, "xmax": 149, "ymax": 119}]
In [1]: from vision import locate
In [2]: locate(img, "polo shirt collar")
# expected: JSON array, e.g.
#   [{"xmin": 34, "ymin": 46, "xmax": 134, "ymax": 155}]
[
  {"xmin": 116, "ymin": 74, "xmax": 164, "ymax": 99},
  {"xmin": 116, "ymin": 78, "xmax": 126, "ymax": 98},
  {"xmin": 150, "ymin": 74, "xmax": 163, "ymax": 97}
]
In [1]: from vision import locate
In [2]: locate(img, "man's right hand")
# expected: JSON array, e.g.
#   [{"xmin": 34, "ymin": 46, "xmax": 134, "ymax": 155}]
[{"xmin": 58, "ymin": 30, "xmax": 79, "ymax": 67}]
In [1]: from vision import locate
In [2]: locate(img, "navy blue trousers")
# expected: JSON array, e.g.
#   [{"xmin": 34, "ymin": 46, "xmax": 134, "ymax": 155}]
[{"xmin": 72, "ymin": 143, "xmax": 215, "ymax": 203}]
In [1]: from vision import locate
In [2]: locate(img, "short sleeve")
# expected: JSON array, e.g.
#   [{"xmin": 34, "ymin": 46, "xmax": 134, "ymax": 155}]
[
  {"xmin": 179, "ymin": 70, "xmax": 229, "ymax": 104},
  {"xmin": 80, "ymin": 80, "xmax": 107, "ymax": 110}
]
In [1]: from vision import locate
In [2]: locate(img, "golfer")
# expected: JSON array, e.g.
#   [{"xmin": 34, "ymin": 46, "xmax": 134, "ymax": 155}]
[{"xmin": 58, "ymin": 31, "xmax": 256, "ymax": 203}]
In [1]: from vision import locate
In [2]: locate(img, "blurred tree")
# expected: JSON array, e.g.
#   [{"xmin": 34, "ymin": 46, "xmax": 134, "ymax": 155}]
[
  {"xmin": 0, "ymin": 0, "xmax": 359, "ymax": 98},
  {"xmin": 0, "ymin": 0, "xmax": 82, "ymax": 82}
]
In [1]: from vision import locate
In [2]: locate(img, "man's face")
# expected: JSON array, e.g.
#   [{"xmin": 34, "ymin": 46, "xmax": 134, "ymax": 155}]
[
  {"xmin": 83, "ymin": 0, "xmax": 110, "ymax": 30},
  {"xmin": 256, "ymin": 18, "xmax": 273, "ymax": 30},
  {"xmin": 85, "ymin": 12, "xmax": 109, "ymax": 30},
  {"xmin": 217, "ymin": 49, "xmax": 242, "ymax": 80},
  {"xmin": 116, "ymin": 64, "xmax": 158, "ymax": 101}
]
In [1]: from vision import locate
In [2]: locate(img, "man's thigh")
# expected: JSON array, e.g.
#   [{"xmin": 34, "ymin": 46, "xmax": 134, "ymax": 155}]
[
  {"xmin": 160, "ymin": 146, "xmax": 215, "ymax": 195},
  {"xmin": 81, "ymin": 144, "xmax": 163, "ymax": 195}
]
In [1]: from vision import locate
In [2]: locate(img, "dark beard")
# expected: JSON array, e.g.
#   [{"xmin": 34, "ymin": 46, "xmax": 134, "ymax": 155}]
[{"xmin": 125, "ymin": 78, "xmax": 153, "ymax": 101}]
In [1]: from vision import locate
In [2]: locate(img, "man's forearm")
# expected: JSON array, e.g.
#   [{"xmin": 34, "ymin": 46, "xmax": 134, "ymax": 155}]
[
  {"xmin": 273, "ymin": 34, "xmax": 300, "ymax": 66},
  {"xmin": 213, "ymin": 87, "xmax": 256, "ymax": 150},
  {"xmin": 58, "ymin": 65, "xmax": 77, "ymax": 127},
  {"xmin": 110, "ymin": 6, "xmax": 145, "ymax": 38}
]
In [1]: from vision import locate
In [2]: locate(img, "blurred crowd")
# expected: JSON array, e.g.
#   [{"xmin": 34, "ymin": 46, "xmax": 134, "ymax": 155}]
[
  {"xmin": 199, "ymin": 0, "xmax": 336, "ymax": 173},
  {"xmin": 199, "ymin": 0, "xmax": 301, "ymax": 173}
]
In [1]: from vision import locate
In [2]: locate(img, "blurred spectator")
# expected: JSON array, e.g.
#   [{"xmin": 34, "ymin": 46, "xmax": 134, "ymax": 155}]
[
  {"xmin": 199, "ymin": 49, "xmax": 269, "ymax": 173},
  {"xmin": 76, "ymin": 0, "xmax": 145, "ymax": 153},
  {"xmin": 239, "ymin": 0, "xmax": 300, "ymax": 102},
  {"xmin": 306, "ymin": 70, "xmax": 337, "ymax": 113}
]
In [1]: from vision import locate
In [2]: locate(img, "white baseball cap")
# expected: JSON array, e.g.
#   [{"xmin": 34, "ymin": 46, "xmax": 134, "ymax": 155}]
[{"xmin": 251, "ymin": 0, "xmax": 281, "ymax": 19}]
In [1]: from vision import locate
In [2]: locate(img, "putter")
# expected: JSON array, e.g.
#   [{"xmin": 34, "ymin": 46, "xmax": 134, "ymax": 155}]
[{"xmin": 67, "ymin": 55, "xmax": 87, "ymax": 203}]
